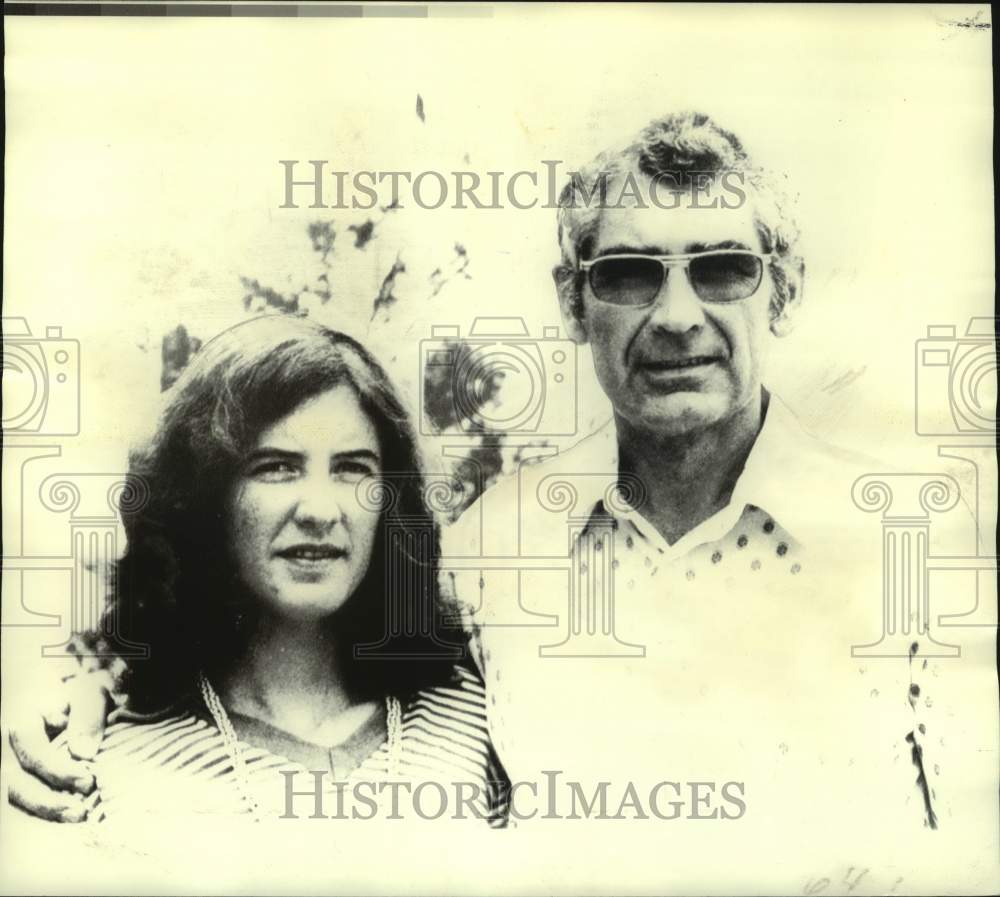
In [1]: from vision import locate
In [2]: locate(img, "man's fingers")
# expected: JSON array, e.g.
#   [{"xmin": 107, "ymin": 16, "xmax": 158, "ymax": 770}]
[
  {"xmin": 8, "ymin": 720, "xmax": 96, "ymax": 795},
  {"xmin": 65, "ymin": 671, "xmax": 114, "ymax": 761},
  {"xmin": 7, "ymin": 764, "xmax": 88, "ymax": 823},
  {"xmin": 41, "ymin": 697, "xmax": 71, "ymax": 737}
]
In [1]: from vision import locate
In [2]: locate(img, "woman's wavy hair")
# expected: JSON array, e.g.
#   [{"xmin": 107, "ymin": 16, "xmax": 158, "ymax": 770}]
[{"xmin": 107, "ymin": 314, "xmax": 463, "ymax": 711}]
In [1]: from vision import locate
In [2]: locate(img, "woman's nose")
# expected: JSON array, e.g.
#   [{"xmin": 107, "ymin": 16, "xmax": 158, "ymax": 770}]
[{"xmin": 291, "ymin": 478, "xmax": 347, "ymax": 531}]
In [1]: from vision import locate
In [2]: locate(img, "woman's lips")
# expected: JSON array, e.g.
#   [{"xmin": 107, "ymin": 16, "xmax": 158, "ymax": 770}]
[
  {"xmin": 275, "ymin": 545, "xmax": 348, "ymax": 568},
  {"xmin": 277, "ymin": 545, "xmax": 347, "ymax": 558}
]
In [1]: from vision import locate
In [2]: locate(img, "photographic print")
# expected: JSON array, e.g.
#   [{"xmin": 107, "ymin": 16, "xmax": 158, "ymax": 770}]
[{"xmin": 1, "ymin": 3, "xmax": 996, "ymax": 894}]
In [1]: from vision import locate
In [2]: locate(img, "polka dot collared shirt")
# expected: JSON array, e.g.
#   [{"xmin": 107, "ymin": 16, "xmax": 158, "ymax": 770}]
[{"xmin": 448, "ymin": 395, "xmax": 984, "ymax": 842}]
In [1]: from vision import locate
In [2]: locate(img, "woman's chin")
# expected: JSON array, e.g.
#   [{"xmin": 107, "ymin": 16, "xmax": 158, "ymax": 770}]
[{"xmin": 260, "ymin": 589, "xmax": 352, "ymax": 624}]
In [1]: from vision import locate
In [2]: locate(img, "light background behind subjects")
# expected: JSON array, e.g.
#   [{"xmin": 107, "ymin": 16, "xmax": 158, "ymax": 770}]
[{"xmin": 2, "ymin": 3, "xmax": 996, "ymax": 895}]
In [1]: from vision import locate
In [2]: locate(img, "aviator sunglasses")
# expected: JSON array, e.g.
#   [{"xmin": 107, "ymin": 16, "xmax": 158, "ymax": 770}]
[{"xmin": 579, "ymin": 249, "xmax": 776, "ymax": 306}]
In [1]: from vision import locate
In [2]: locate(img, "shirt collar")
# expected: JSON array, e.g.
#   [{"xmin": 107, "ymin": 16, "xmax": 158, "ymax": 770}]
[
  {"xmin": 728, "ymin": 393, "xmax": 820, "ymax": 541},
  {"xmin": 570, "ymin": 392, "xmax": 826, "ymax": 550}
]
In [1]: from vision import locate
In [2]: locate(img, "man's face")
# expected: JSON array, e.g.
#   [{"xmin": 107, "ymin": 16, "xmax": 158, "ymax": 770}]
[{"xmin": 563, "ymin": 175, "xmax": 774, "ymax": 437}]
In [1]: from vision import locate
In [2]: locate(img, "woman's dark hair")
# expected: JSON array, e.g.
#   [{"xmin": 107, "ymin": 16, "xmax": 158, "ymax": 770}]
[{"xmin": 106, "ymin": 314, "xmax": 464, "ymax": 711}]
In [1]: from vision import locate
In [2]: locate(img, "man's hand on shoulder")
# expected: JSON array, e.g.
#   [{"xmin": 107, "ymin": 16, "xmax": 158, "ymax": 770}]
[{"xmin": 5, "ymin": 667, "xmax": 115, "ymax": 822}]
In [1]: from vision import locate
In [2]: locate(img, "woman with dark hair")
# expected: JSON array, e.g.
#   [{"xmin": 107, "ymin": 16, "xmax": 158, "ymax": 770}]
[{"xmin": 78, "ymin": 314, "xmax": 505, "ymax": 825}]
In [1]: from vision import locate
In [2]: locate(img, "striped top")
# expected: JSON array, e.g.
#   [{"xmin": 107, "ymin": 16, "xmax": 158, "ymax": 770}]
[{"xmin": 86, "ymin": 664, "xmax": 507, "ymax": 827}]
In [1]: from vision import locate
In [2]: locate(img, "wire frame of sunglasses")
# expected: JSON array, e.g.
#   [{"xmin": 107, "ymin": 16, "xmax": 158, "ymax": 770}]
[{"xmin": 579, "ymin": 249, "xmax": 777, "ymax": 306}]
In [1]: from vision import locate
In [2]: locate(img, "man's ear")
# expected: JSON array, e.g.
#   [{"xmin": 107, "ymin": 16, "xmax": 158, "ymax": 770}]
[
  {"xmin": 770, "ymin": 258, "xmax": 805, "ymax": 337},
  {"xmin": 552, "ymin": 264, "xmax": 589, "ymax": 345}
]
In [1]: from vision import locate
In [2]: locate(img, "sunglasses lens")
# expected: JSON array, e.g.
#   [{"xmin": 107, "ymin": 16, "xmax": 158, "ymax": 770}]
[
  {"xmin": 589, "ymin": 257, "xmax": 664, "ymax": 306},
  {"xmin": 690, "ymin": 252, "xmax": 763, "ymax": 302}
]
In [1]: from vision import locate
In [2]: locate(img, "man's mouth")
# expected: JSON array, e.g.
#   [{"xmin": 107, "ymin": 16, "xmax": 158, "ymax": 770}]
[{"xmin": 637, "ymin": 355, "xmax": 721, "ymax": 371}]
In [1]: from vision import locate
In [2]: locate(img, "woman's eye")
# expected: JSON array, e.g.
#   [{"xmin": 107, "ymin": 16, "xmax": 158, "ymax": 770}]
[
  {"xmin": 334, "ymin": 461, "xmax": 374, "ymax": 480},
  {"xmin": 251, "ymin": 460, "xmax": 297, "ymax": 480}
]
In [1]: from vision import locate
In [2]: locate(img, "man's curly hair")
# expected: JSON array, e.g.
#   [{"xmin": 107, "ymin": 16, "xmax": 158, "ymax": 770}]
[{"xmin": 554, "ymin": 111, "xmax": 803, "ymax": 324}]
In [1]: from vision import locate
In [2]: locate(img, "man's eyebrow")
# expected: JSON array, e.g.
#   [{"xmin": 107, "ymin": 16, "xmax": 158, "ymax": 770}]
[
  {"xmin": 592, "ymin": 244, "xmax": 665, "ymax": 258},
  {"xmin": 591, "ymin": 240, "xmax": 754, "ymax": 259},
  {"xmin": 686, "ymin": 239, "xmax": 753, "ymax": 253}
]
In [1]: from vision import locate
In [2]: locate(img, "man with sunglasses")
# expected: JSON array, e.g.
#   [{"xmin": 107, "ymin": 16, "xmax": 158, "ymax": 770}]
[
  {"xmin": 6, "ymin": 113, "xmax": 992, "ymax": 874},
  {"xmin": 440, "ymin": 111, "xmax": 992, "ymax": 852}
]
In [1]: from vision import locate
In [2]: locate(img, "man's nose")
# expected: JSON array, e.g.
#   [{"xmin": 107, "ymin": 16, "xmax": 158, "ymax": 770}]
[{"xmin": 645, "ymin": 267, "xmax": 706, "ymax": 333}]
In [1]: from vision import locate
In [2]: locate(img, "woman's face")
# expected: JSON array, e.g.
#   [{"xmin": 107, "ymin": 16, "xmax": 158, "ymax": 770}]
[{"xmin": 227, "ymin": 385, "xmax": 383, "ymax": 622}]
